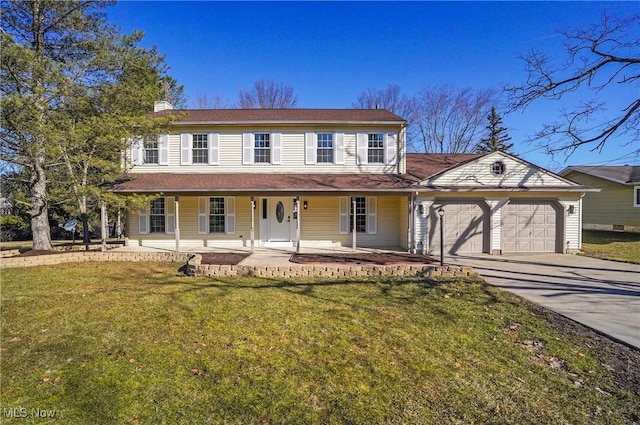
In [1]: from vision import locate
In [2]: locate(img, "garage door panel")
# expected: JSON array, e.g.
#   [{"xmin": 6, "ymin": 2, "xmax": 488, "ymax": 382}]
[
  {"xmin": 430, "ymin": 202, "xmax": 486, "ymax": 255},
  {"xmin": 503, "ymin": 202, "xmax": 558, "ymax": 253}
]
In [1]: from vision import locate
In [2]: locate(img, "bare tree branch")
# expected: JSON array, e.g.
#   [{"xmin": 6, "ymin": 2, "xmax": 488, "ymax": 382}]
[
  {"xmin": 506, "ymin": 12, "xmax": 640, "ymax": 158},
  {"xmin": 237, "ymin": 79, "xmax": 298, "ymax": 108},
  {"xmin": 408, "ymin": 84, "xmax": 499, "ymax": 153}
]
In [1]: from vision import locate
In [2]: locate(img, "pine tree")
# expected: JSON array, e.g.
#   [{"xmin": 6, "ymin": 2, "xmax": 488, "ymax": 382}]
[
  {"xmin": 476, "ymin": 107, "xmax": 514, "ymax": 153},
  {"xmin": 1, "ymin": 0, "xmax": 181, "ymax": 249}
]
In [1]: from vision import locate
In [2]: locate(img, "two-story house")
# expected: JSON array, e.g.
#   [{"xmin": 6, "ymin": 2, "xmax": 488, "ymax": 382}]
[{"xmin": 112, "ymin": 101, "xmax": 591, "ymax": 255}]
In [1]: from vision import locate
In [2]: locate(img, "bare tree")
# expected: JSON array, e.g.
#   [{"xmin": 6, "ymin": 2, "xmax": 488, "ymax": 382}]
[
  {"xmin": 237, "ymin": 79, "xmax": 298, "ymax": 108},
  {"xmin": 506, "ymin": 12, "xmax": 640, "ymax": 157},
  {"xmin": 410, "ymin": 84, "xmax": 499, "ymax": 153},
  {"xmin": 194, "ymin": 92, "xmax": 230, "ymax": 109},
  {"xmin": 352, "ymin": 83, "xmax": 412, "ymax": 116}
]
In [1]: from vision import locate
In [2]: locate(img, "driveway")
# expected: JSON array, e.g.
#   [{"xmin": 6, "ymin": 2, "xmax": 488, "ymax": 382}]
[{"xmin": 448, "ymin": 254, "xmax": 640, "ymax": 349}]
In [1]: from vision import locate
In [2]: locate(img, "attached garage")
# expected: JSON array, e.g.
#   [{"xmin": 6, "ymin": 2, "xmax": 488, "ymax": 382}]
[
  {"xmin": 429, "ymin": 201, "xmax": 488, "ymax": 255},
  {"xmin": 503, "ymin": 201, "xmax": 560, "ymax": 253}
]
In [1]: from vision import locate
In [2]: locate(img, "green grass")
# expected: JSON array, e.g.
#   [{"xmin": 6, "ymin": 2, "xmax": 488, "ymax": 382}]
[
  {"xmin": 581, "ymin": 230, "xmax": 640, "ymax": 264},
  {"xmin": 1, "ymin": 263, "xmax": 638, "ymax": 424}
]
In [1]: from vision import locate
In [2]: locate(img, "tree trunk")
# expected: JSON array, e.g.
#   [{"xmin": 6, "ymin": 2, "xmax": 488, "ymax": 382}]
[{"xmin": 29, "ymin": 160, "xmax": 53, "ymax": 251}]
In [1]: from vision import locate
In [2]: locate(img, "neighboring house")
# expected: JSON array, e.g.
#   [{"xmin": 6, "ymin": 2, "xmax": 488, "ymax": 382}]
[
  {"xmin": 112, "ymin": 101, "xmax": 591, "ymax": 255},
  {"xmin": 560, "ymin": 166, "xmax": 640, "ymax": 233},
  {"xmin": 0, "ymin": 197, "xmax": 15, "ymax": 216}
]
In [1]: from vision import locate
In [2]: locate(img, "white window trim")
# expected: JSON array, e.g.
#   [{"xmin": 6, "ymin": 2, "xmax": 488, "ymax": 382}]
[
  {"xmin": 244, "ymin": 132, "xmax": 281, "ymax": 165},
  {"xmin": 634, "ymin": 186, "xmax": 640, "ymax": 207},
  {"xmin": 198, "ymin": 196, "xmax": 236, "ymax": 234},
  {"xmin": 338, "ymin": 196, "xmax": 377, "ymax": 234},
  {"xmin": 306, "ymin": 132, "xmax": 344, "ymax": 165},
  {"xmin": 139, "ymin": 197, "xmax": 174, "ymax": 235}
]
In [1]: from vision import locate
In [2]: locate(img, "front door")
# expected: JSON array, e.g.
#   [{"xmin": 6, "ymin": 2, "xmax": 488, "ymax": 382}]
[{"xmin": 270, "ymin": 197, "xmax": 292, "ymax": 241}]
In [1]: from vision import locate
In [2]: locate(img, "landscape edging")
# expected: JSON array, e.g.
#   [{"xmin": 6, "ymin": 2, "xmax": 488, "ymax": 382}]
[{"xmin": 0, "ymin": 251, "xmax": 477, "ymax": 279}]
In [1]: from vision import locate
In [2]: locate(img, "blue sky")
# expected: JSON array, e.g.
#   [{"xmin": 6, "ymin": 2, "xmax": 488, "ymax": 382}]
[{"xmin": 106, "ymin": 1, "xmax": 639, "ymax": 171}]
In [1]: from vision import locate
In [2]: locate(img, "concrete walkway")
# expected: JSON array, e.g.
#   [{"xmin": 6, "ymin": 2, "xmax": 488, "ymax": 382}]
[{"xmin": 448, "ymin": 253, "xmax": 640, "ymax": 349}]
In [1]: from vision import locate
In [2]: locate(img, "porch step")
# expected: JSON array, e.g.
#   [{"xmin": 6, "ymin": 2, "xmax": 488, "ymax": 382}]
[{"xmin": 262, "ymin": 241, "xmax": 295, "ymax": 248}]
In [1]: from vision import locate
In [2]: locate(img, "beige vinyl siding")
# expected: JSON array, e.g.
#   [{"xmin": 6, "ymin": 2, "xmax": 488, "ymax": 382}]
[
  {"xmin": 487, "ymin": 199, "xmax": 508, "ymax": 254},
  {"xmin": 420, "ymin": 153, "xmax": 573, "ymax": 188},
  {"xmin": 564, "ymin": 171, "xmax": 639, "ymax": 227},
  {"xmin": 399, "ymin": 196, "xmax": 409, "ymax": 250},
  {"xmin": 298, "ymin": 195, "xmax": 403, "ymax": 248},
  {"xmin": 127, "ymin": 196, "xmax": 259, "ymax": 248},
  {"xmin": 560, "ymin": 198, "xmax": 582, "ymax": 251},
  {"xmin": 130, "ymin": 126, "xmax": 402, "ymax": 174},
  {"xmin": 127, "ymin": 194, "xmax": 404, "ymax": 249}
]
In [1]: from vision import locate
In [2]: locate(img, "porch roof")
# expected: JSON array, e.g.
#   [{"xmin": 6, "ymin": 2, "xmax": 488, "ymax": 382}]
[{"xmin": 111, "ymin": 172, "xmax": 420, "ymax": 193}]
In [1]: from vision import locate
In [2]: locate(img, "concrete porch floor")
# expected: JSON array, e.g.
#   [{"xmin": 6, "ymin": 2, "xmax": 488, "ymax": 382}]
[{"xmin": 110, "ymin": 245, "xmax": 409, "ymax": 266}]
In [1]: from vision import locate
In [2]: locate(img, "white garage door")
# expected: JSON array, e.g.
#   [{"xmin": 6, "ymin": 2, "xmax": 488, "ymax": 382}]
[
  {"xmin": 430, "ymin": 202, "xmax": 486, "ymax": 255},
  {"xmin": 503, "ymin": 202, "xmax": 558, "ymax": 253}
]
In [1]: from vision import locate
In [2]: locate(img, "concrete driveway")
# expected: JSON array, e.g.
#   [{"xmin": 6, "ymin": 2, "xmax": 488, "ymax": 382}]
[{"xmin": 448, "ymin": 254, "xmax": 640, "ymax": 349}]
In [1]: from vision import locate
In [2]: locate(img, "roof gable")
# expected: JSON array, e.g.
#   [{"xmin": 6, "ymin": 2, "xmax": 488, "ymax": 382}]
[
  {"xmin": 415, "ymin": 151, "xmax": 579, "ymax": 188},
  {"xmin": 560, "ymin": 166, "xmax": 640, "ymax": 185}
]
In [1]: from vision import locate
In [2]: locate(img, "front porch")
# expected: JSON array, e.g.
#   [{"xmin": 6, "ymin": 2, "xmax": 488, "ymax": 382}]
[{"xmin": 124, "ymin": 194, "xmax": 411, "ymax": 253}]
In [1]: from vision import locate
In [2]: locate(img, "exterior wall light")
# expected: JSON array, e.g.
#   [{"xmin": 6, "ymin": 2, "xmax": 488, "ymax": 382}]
[{"xmin": 303, "ymin": 200, "xmax": 308, "ymax": 210}]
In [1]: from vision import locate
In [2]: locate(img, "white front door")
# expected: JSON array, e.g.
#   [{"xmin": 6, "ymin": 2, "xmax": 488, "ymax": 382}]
[{"xmin": 270, "ymin": 197, "xmax": 292, "ymax": 241}]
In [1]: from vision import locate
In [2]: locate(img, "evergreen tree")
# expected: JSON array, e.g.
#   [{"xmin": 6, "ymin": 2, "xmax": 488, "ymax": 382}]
[
  {"xmin": 476, "ymin": 107, "xmax": 514, "ymax": 153},
  {"xmin": 1, "ymin": 0, "xmax": 181, "ymax": 249}
]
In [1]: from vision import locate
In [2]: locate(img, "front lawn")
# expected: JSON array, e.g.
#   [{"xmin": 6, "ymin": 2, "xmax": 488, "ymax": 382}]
[
  {"xmin": 1, "ymin": 263, "xmax": 638, "ymax": 424},
  {"xmin": 581, "ymin": 230, "xmax": 640, "ymax": 264}
]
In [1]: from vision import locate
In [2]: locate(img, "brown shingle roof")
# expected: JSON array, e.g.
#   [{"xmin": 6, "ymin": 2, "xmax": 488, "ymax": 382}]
[
  {"xmin": 151, "ymin": 108, "xmax": 407, "ymax": 125},
  {"xmin": 112, "ymin": 173, "xmax": 418, "ymax": 193},
  {"xmin": 112, "ymin": 154, "xmax": 489, "ymax": 193},
  {"xmin": 406, "ymin": 153, "xmax": 484, "ymax": 180}
]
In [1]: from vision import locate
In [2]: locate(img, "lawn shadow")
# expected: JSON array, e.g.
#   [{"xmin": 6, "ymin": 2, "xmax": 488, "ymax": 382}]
[{"xmin": 141, "ymin": 272, "xmax": 505, "ymax": 324}]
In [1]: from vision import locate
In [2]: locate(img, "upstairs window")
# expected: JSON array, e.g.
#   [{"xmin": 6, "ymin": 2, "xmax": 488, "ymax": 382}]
[
  {"xmin": 317, "ymin": 133, "xmax": 334, "ymax": 163},
  {"xmin": 144, "ymin": 139, "xmax": 159, "ymax": 164},
  {"xmin": 192, "ymin": 134, "xmax": 208, "ymax": 164},
  {"xmin": 254, "ymin": 133, "xmax": 271, "ymax": 163},
  {"xmin": 367, "ymin": 133, "xmax": 384, "ymax": 164},
  {"xmin": 149, "ymin": 198, "xmax": 165, "ymax": 233},
  {"xmin": 635, "ymin": 186, "xmax": 640, "ymax": 207}
]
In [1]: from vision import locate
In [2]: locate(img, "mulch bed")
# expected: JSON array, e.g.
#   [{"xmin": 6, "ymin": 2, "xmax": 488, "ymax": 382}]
[
  {"xmin": 198, "ymin": 253, "xmax": 250, "ymax": 265},
  {"xmin": 290, "ymin": 252, "xmax": 436, "ymax": 266}
]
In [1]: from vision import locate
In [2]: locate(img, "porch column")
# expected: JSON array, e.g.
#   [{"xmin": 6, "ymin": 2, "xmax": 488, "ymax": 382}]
[
  {"xmin": 116, "ymin": 209, "xmax": 122, "ymax": 241},
  {"xmin": 175, "ymin": 197, "xmax": 180, "ymax": 253},
  {"xmin": 352, "ymin": 197, "xmax": 357, "ymax": 252},
  {"xmin": 295, "ymin": 196, "xmax": 301, "ymax": 254},
  {"xmin": 250, "ymin": 196, "xmax": 255, "ymax": 252},
  {"xmin": 100, "ymin": 201, "xmax": 107, "ymax": 252},
  {"xmin": 416, "ymin": 198, "xmax": 434, "ymax": 255},
  {"xmin": 484, "ymin": 198, "xmax": 508, "ymax": 255}
]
